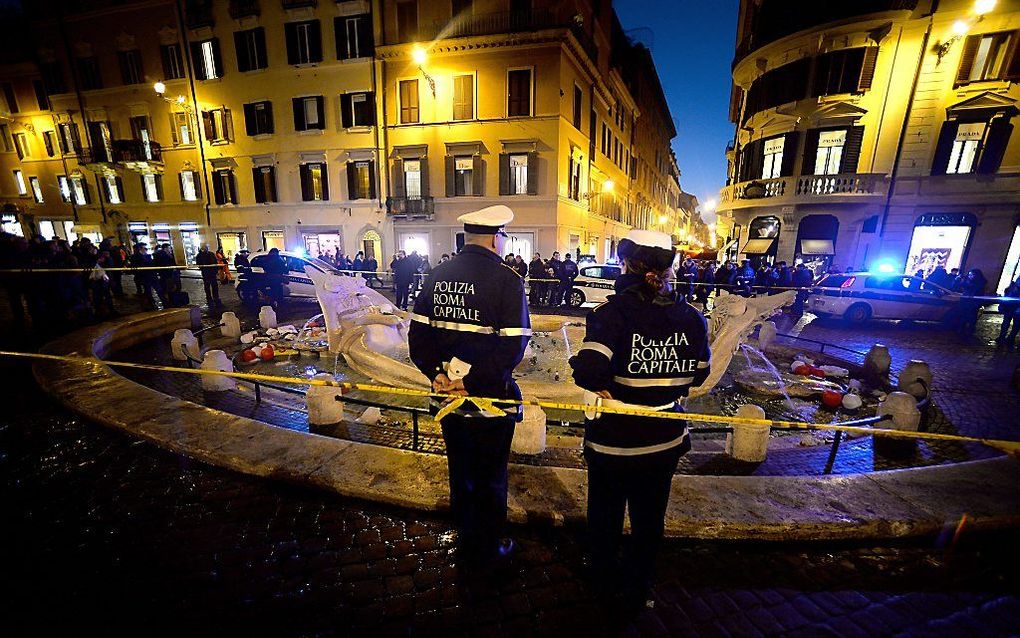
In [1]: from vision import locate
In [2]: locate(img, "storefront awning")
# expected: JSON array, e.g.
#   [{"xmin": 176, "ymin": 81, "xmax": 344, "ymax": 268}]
[
  {"xmin": 741, "ymin": 238, "xmax": 775, "ymax": 254},
  {"xmin": 800, "ymin": 239, "xmax": 834, "ymax": 255}
]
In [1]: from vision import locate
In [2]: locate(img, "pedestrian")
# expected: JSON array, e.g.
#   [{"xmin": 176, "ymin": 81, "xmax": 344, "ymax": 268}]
[
  {"xmin": 958, "ymin": 268, "xmax": 988, "ymax": 334},
  {"xmin": 131, "ymin": 243, "xmax": 160, "ymax": 309},
  {"xmin": 570, "ymin": 229, "xmax": 711, "ymax": 606},
  {"xmin": 547, "ymin": 251, "xmax": 564, "ymax": 305},
  {"xmin": 216, "ymin": 246, "xmax": 232, "ymax": 283},
  {"xmin": 793, "ymin": 263, "xmax": 814, "ymax": 313},
  {"xmin": 261, "ymin": 247, "xmax": 288, "ymax": 307},
  {"xmin": 363, "ymin": 253, "xmax": 380, "ymax": 288},
  {"xmin": 528, "ymin": 253, "xmax": 547, "ymax": 306},
  {"xmin": 195, "ymin": 244, "xmax": 222, "ymax": 308},
  {"xmin": 561, "ymin": 253, "xmax": 579, "ymax": 305},
  {"xmin": 408, "ymin": 205, "xmax": 530, "ymax": 566},
  {"xmin": 391, "ymin": 251, "xmax": 415, "ymax": 310},
  {"xmin": 513, "ymin": 254, "xmax": 528, "ymax": 279},
  {"xmin": 89, "ymin": 250, "xmax": 116, "ymax": 318},
  {"xmin": 353, "ymin": 251, "xmax": 365, "ymax": 275},
  {"xmin": 996, "ymin": 277, "xmax": 1020, "ymax": 346}
]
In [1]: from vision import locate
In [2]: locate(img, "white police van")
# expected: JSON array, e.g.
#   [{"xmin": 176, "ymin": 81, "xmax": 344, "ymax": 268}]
[
  {"xmin": 807, "ymin": 272, "xmax": 961, "ymax": 323},
  {"xmin": 567, "ymin": 263, "xmax": 621, "ymax": 306}
]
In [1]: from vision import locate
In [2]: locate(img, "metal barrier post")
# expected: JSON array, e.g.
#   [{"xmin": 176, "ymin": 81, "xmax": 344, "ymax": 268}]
[
  {"xmin": 823, "ymin": 431, "xmax": 843, "ymax": 474},
  {"xmin": 412, "ymin": 412, "xmax": 419, "ymax": 451}
]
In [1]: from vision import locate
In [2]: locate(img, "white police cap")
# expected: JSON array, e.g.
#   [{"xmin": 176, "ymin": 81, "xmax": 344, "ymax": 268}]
[
  {"xmin": 458, "ymin": 205, "xmax": 514, "ymax": 234},
  {"xmin": 618, "ymin": 229, "xmax": 675, "ymax": 270}
]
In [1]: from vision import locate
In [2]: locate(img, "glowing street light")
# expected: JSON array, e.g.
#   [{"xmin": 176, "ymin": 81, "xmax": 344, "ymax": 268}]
[
  {"xmin": 952, "ymin": 19, "xmax": 970, "ymax": 37},
  {"xmin": 412, "ymin": 45, "xmax": 427, "ymax": 65},
  {"xmin": 153, "ymin": 81, "xmax": 166, "ymax": 95},
  {"xmin": 974, "ymin": 0, "xmax": 996, "ymax": 16},
  {"xmin": 602, "ymin": 179, "xmax": 615, "ymax": 193}
]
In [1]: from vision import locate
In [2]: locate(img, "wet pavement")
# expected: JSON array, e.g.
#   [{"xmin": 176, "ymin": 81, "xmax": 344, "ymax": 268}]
[{"xmin": 2, "ymin": 279, "xmax": 1020, "ymax": 635}]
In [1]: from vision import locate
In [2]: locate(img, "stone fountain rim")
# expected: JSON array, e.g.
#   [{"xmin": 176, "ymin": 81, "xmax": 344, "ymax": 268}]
[{"xmin": 30, "ymin": 308, "xmax": 1020, "ymax": 541}]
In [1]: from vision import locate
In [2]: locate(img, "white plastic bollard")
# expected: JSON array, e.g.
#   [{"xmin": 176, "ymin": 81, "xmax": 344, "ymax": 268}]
[
  {"xmin": 306, "ymin": 373, "xmax": 345, "ymax": 425},
  {"xmin": 259, "ymin": 305, "xmax": 278, "ymax": 329},
  {"xmin": 511, "ymin": 405, "xmax": 547, "ymax": 455},
  {"xmin": 220, "ymin": 311, "xmax": 242, "ymax": 339},
  {"xmin": 200, "ymin": 350, "xmax": 236, "ymax": 392},
  {"xmin": 757, "ymin": 320, "xmax": 777, "ymax": 350},
  {"xmin": 171, "ymin": 329, "xmax": 199, "ymax": 361},
  {"xmin": 725, "ymin": 404, "xmax": 770, "ymax": 463}
]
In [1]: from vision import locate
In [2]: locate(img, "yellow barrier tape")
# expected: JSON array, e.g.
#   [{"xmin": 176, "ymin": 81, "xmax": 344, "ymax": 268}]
[{"xmin": 5, "ymin": 349, "xmax": 1019, "ymax": 456}]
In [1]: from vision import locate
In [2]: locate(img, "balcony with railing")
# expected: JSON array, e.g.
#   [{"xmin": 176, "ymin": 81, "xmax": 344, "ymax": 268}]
[
  {"xmin": 718, "ymin": 173, "xmax": 888, "ymax": 209},
  {"xmin": 386, "ymin": 196, "xmax": 434, "ymax": 219},
  {"xmin": 76, "ymin": 140, "xmax": 163, "ymax": 173},
  {"xmin": 114, "ymin": 140, "xmax": 164, "ymax": 173},
  {"xmin": 282, "ymin": 0, "xmax": 317, "ymax": 9},
  {"xmin": 229, "ymin": 0, "xmax": 260, "ymax": 19}
]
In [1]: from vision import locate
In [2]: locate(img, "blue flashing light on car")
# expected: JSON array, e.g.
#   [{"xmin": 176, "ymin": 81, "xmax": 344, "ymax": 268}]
[{"xmin": 292, "ymin": 246, "xmax": 307, "ymax": 257}]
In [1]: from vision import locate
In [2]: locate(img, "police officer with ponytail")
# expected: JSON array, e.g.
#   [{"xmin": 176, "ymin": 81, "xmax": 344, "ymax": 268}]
[{"xmin": 570, "ymin": 229, "xmax": 711, "ymax": 605}]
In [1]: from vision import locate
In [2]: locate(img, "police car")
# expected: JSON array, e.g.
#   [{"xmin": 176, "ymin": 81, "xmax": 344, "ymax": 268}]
[
  {"xmin": 235, "ymin": 250, "xmax": 341, "ymax": 305},
  {"xmin": 567, "ymin": 263, "xmax": 621, "ymax": 306},
  {"xmin": 807, "ymin": 272, "xmax": 961, "ymax": 323}
]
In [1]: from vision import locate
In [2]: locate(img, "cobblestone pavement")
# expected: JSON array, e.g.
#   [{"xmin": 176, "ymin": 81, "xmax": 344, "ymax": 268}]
[{"xmin": 3, "ymin": 282, "xmax": 1020, "ymax": 635}]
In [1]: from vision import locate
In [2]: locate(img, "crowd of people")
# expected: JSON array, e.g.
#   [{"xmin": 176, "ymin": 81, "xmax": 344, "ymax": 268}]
[
  {"xmin": 522, "ymin": 251, "xmax": 579, "ymax": 307},
  {"xmin": 0, "ymin": 231, "xmax": 217, "ymax": 331}
]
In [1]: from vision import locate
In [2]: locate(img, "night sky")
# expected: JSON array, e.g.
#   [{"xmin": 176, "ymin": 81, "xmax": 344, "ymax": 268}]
[{"xmin": 616, "ymin": 0, "xmax": 738, "ymax": 221}]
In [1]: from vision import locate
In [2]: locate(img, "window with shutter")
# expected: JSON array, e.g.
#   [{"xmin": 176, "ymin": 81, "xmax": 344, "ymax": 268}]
[
  {"xmin": 213, "ymin": 170, "xmax": 236, "ymax": 205},
  {"xmin": 931, "ymin": 121, "xmax": 960, "ymax": 176},
  {"xmin": 506, "ymin": 68, "xmax": 532, "ymax": 117},
  {"xmin": 396, "ymin": 1, "xmax": 418, "ymax": 42},
  {"xmin": 252, "ymin": 166, "xmax": 276, "ymax": 203},
  {"xmin": 300, "ymin": 163, "xmax": 328, "ymax": 201},
  {"xmin": 508, "ymin": 153, "xmax": 529, "ymax": 195},
  {"xmin": 947, "ymin": 121, "xmax": 987, "ymax": 174},
  {"xmin": 193, "ymin": 39, "xmax": 221, "ymax": 80},
  {"xmin": 572, "ymin": 85, "xmax": 583, "ymax": 129},
  {"xmin": 840, "ymin": 127, "xmax": 865, "ymax": 174},
  {"xmin": 104, "ymin": 175, "xmax": 123, "ymax": 204},
  {"xmin": 234, "ymin": 28, "xmax": 267, "ymax": 72},
  {"xmin": 453, "ymin": 75, "xmax": 474, "ymax": 121},
  {"xmin": 244, "ymin": 101, "xmax": 273, "ymax": 136},
  {"xmin": 142, "ymin": 174, "xmax": 161, "ymax": 202},
  {"xmin": 77, "ymin": 57, "xmax": 103, "ymax": 90},
  {"xmin": 399, "ymin": 80, "xmax": 419, "ymax": 123},
  {"xmin": 335, "ymin": 15, "xmax": 374, "ymax": 60},
  {"xmin": 1006, "ymin": 33, "xmax": 1020, "ymax": 80},
  {"xmin": 811, "ymin": 48, "xmax": 866, "ymax": 97},
  {"xmin": 161, "ymin": 44, "xmax": 184, "ymax": 80},
  {"xmin": 286, "ymin": 20, "xmax": 322, "ymax": 65},
  {"xmin": 180, "ymin": 171, "xmax": 199, "ymax": 201},
  {"xmin": 293, "ymin": 97, "xmax": 324, "ymax": 130},
  {"xmin": 957, "ymin": 32, "xmax": 1014, "ymax": 84},
  {"xmin": 348, "ymin": 161, "xmax": 373, "ymax": 199},
  {"xmin": 977, "ymin": 117, "xmax": 1013, "ymax": 174},
  {"xmin": 343, "ymin": 92, "xmax": 375, "ymax": 128},
  {"xmin": 118, "ymin": 50, "xmax": 144, "ymax": 85},
  {"xmin": 858, "ymin": 47, "xmax": 878, "ymax": 91}
]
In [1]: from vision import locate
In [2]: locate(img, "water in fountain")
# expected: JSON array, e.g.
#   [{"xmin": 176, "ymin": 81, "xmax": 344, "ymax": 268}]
[{"xmin": 738, "ymin": 343, "xmax": 810, "ymax": 421}]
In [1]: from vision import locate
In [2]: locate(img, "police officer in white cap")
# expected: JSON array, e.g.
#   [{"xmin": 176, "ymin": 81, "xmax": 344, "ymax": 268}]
[
  {"xmin": 569, "ymin": 229, "xmax": 711, "ymax": 604},
  {"xmin": 408, "ymin": 205, "xmax": 531, "ymax": 565}
]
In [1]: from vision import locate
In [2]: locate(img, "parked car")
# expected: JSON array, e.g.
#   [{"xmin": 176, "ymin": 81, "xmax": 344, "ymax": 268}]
[
  {"xmin": 807, "ymin": 272, "xmax": 961, "ymax": 323},
  {"xmin": 566, "ymin": 263, "xmax": 622, "ymax": 306},
  {"xmin": 235, "ymin": 251, "xmax": 341, "ymax": 305}
]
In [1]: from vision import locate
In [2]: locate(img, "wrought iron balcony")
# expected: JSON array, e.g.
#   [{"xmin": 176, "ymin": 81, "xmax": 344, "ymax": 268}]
[
  {"xmin": 282, "ymin": 0, "xmax": 317, "ymax": 9},
  {"xmin": 114, "ymin": 139, "xmax": 164, "ymax": 173},
  {"xmin": 386, "ymin": 196, "xmax": 434, "ymax": 219},
  {"xmin": 229, "ymin": 0, "xmax": 260, "ymax": 19},
  {"xmin": 76, "ymin": 146, "xmax": 114, "ymax": 169}
]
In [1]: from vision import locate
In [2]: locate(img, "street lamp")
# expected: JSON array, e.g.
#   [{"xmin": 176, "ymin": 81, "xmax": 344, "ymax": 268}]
[
  {"xmin": 153, "ymin": 81, "xmax": 192, "ymax": 113},
  {"xmin": 412, "ymin": 46, "xmax": 436, "ymax": 97}
]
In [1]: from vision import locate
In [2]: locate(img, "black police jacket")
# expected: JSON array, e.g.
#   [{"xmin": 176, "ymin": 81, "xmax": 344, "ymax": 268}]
[
  {"xmin": 570, "ymin": 274, "xmax": 711, "ymax": 455},
  {"xmin": 408, "ymin": 245, "xmax": 531, "ymax": 419}
]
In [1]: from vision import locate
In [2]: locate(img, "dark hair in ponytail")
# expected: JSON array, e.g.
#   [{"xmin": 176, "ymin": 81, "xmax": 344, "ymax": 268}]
[{"xmin": 624, "ymin": 256, "xmax": 671, "ymax": 298}]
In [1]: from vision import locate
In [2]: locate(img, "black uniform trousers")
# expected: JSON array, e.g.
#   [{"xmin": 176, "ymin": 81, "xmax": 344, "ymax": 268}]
[
  {"xmin": 441, "ymin": 413, "xmax": 515, "ymax": 557},
  {"xmin": 584, "ymin": 444, "xmax": 684, "ymax": 591},
  {"xmin": 395, "ymin": 281, "xmax": 412, "ymax": 309}
]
